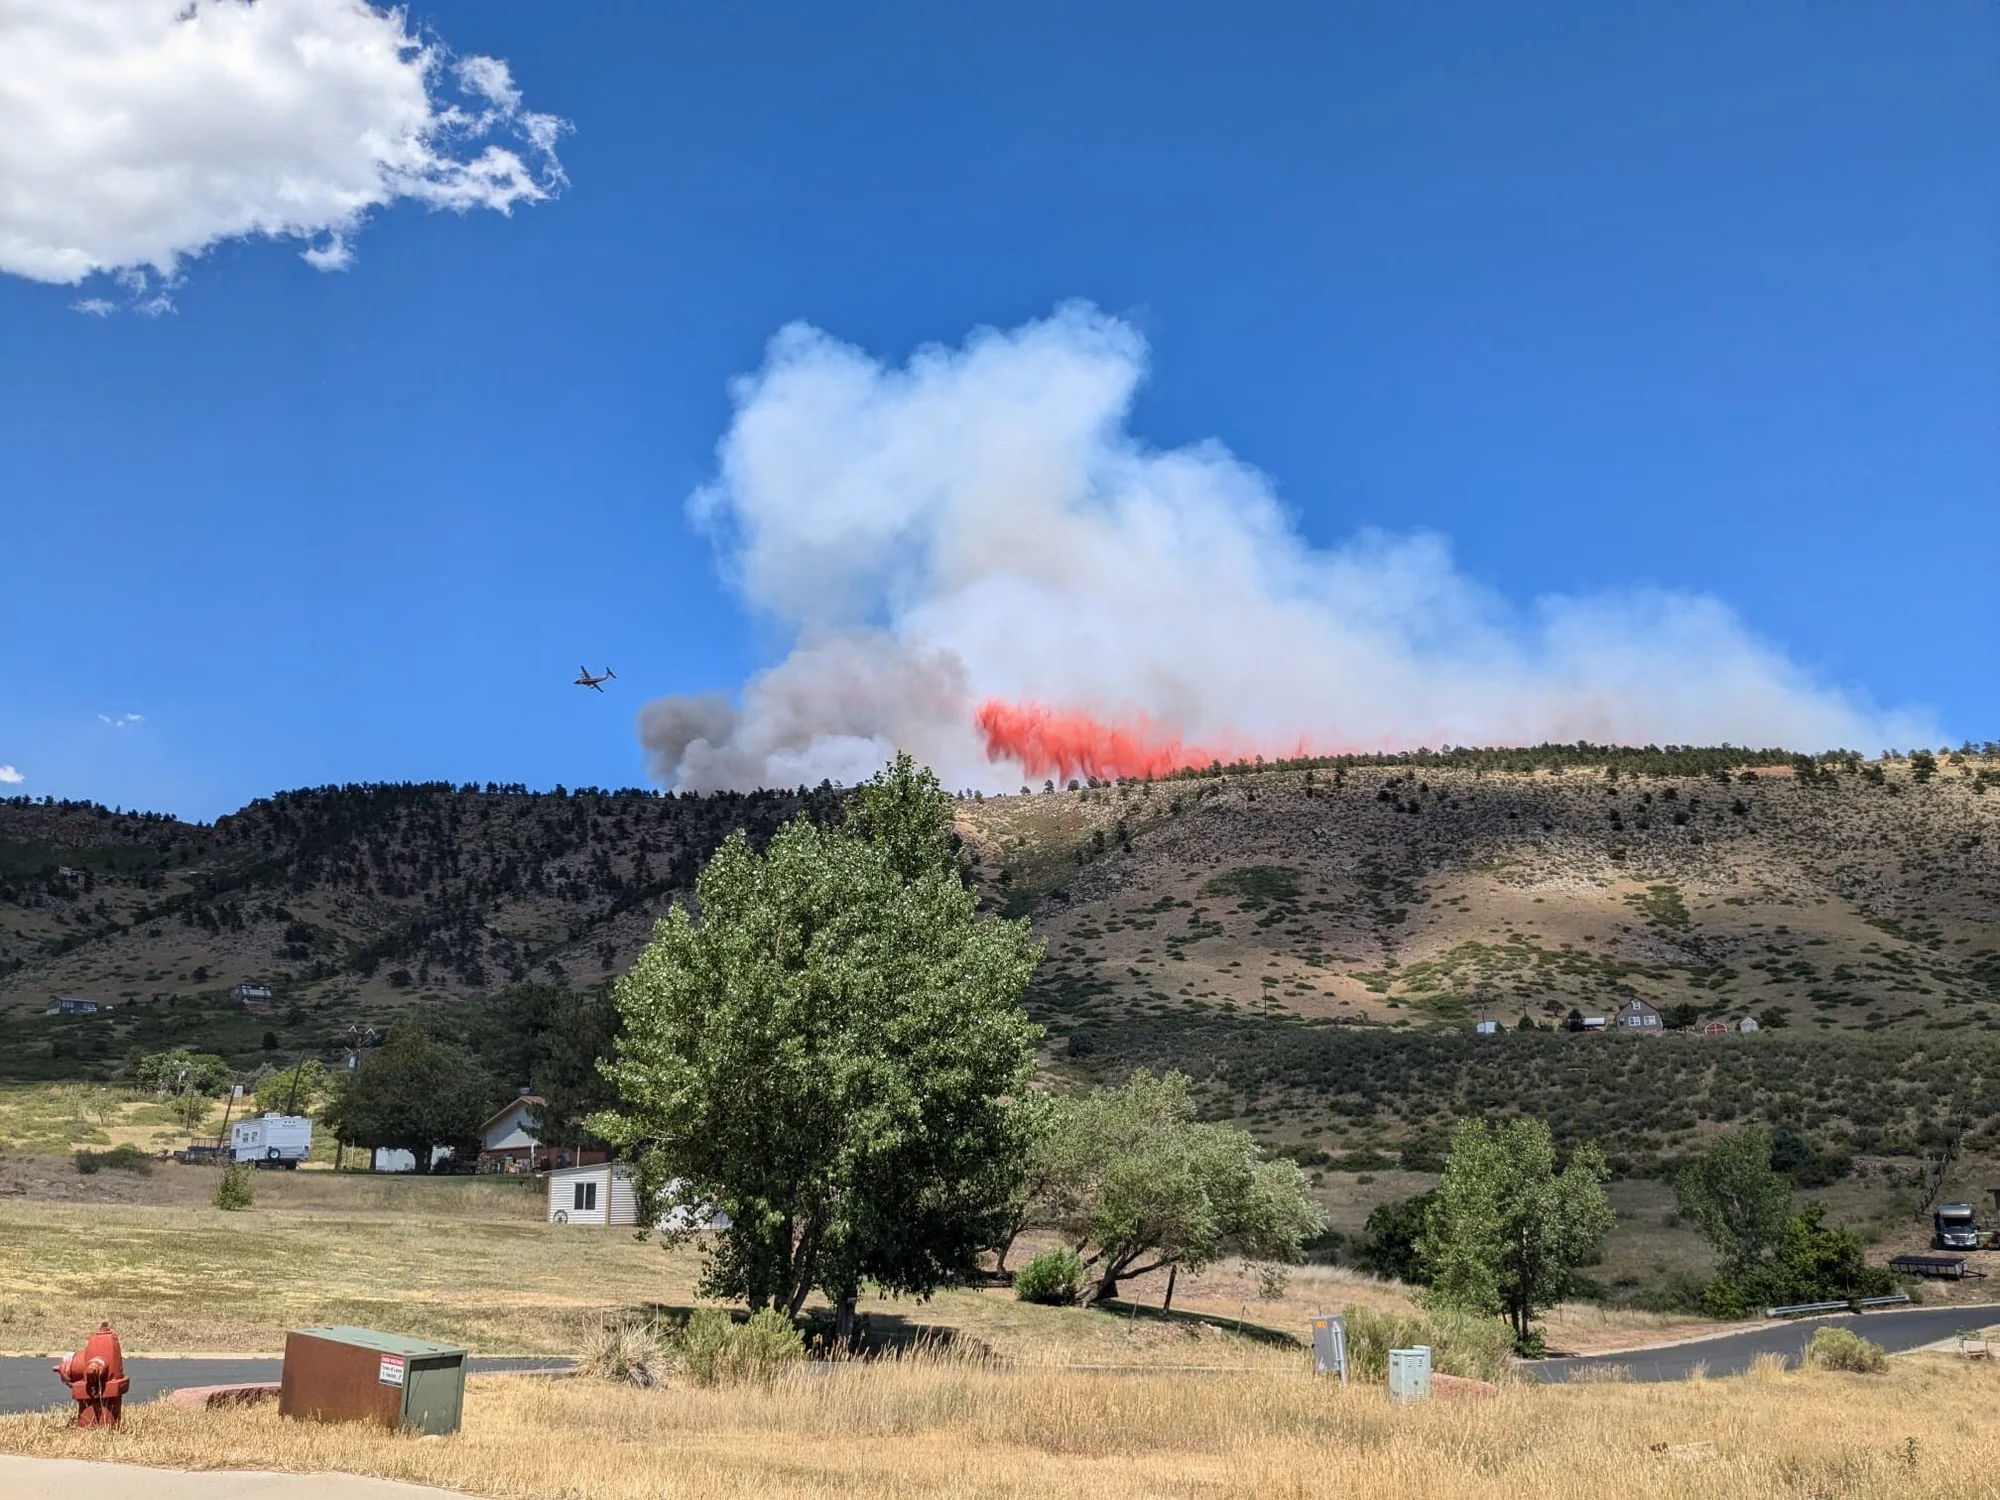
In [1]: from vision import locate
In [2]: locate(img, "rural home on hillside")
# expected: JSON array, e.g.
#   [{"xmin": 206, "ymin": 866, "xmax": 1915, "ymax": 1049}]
[{"xmin": 1614, "ymin": 999, "xmax": 1664, "ymax": 1031}]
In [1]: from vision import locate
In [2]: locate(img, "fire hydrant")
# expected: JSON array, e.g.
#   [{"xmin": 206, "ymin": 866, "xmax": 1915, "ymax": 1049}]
[{"xmin": 54, "ymin": 1322, "xmax": 130, "ymax": 1428}]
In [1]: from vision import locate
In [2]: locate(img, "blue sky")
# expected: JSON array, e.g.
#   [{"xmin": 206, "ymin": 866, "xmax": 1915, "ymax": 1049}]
[{"xmin": 1, "ymin": 2, "xmax": 1993, "ymax": 819}]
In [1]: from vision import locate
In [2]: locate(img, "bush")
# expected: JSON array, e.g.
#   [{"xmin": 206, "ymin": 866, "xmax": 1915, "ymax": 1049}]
[
  {"xmin": 580, "ymin": 1321, "xmax": 664, "ymax": 1387},
  {"xmin": 214, "ymin": 1162, "xmax": 255, "ymax": 1210},
  {"xmin": 1339, "ymin": 1304, "xmax": 1514, "ymax": 1383},
  {"xmin": 674, "ymin": 1308, "xmax": 804, "ymax": 1385},
  {"xmin": 73, "ymin": 1145, "xmax": 153, "ymax": 1176},
  {"xmin": 1013, "ymin": 1247, "xmax": 1084, "ymax": 1305},
  {"xmin": 1806, "ymin": 1326, "xmax": 1887, "ymax": 1373}
]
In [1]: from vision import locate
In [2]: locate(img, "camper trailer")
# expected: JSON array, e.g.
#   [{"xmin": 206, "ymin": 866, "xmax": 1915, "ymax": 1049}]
[{"xmin": 230, "ymin": 1113, "xmax": 313, "ymax": 1168}]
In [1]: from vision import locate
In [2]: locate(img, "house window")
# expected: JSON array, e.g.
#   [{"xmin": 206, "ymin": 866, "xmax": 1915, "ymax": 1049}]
[{"xmin": 573, "ymin": 1181, "xmax": 598, "ymax": 1213}]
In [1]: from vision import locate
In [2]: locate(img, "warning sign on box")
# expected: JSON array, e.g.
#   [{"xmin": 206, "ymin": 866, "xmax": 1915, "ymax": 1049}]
[{"xmin": 378, "ymin": 1355, "xmax": 405, "ymax": 1387}]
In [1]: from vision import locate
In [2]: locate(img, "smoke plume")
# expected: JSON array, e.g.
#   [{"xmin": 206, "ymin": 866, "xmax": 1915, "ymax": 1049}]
[{"xmin": 639, "ymin": 303, "xmax": 1933, "ymax": 792}]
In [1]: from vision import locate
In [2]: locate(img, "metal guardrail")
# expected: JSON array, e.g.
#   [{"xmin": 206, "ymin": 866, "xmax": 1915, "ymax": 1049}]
[{"xmin": 1763, "ymin": 1294, "xmax": 1912, "ymax": 1318}]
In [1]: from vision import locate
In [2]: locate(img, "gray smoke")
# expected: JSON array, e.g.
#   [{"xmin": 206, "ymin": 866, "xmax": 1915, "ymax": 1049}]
[{"xmin": 638, "ymin": 632, "xmax": 977, "ymax": 792}]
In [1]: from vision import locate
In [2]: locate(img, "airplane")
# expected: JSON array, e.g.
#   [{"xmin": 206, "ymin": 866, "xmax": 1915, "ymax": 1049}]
[{"xmin": 574, "ymin": 666, "xmax": 616, "ymax": 692}]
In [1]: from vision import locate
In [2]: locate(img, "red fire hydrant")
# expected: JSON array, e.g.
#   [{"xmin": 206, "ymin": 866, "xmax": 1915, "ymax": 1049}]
[{"xmin": 54, "ymin": 1322, "xmax": 130, "ymax": 1428}]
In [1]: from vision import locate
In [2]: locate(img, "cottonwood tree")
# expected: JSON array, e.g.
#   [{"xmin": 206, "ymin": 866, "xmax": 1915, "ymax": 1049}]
[
  {"xmin": 593, "ymin": 756, "xmax": 1043, "ymax": 1340},
  {"xmin": 1033, "ymin": 1070, "xmax": 1325, "ymax": 1306},
  {"xmin": 1419, "ymin": 1118, "xmax": 1613, "ymax": 1351},
  {"xmin": 321, "ymin": 1026, "xmax": 492, "ymax": 1173},
  {"xmin": 1674, "ymin": 1128, "xmax": 1793, "ymax": 1277}
]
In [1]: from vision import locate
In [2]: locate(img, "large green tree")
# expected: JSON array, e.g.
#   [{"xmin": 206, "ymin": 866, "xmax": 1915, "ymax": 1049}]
[
  {"xmin": 1419, "ymin": 1118, "xmax": 1614, "ymax": 1349},
  {"xmin": 593, "ymin": 756, "xmax": 1042, "ymax": 1338},
  {"xmin": 322, "ymin": 1026, "xmax": 492, "ymax": 1173},
  {"xmin": 1674, "ymin": 1128, "xmax": 1794, "ymax": 1278},
  {"xmin": 1032, "ymin": 1070, "xmax": 1327, "ymax": 1305}
]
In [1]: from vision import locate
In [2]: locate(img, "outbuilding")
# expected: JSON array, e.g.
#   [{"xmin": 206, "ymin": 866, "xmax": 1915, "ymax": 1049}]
[
  {"xmin": 547, "ymin": 1162, "xmax": 639, "ymax": 1226},
  {"xmin": 545, "ymin": 1163, "xmax": 731, "ymax": 1230}
]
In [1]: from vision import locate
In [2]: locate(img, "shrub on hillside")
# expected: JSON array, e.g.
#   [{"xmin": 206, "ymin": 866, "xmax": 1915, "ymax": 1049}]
[
  {"xmin": 1340, "ymin": 1304, "xmax": 1514, "ymax": 1383},
  {"xmin": 1013, "ymin": 1247, "xmax": 1084, "ymax": 1305},
  {"xmin": 214, "ymin": 1162, "xmax": 254, "ymax": 1210},
  {"xmin": 1805, "ymin": 1326, "xmax": 1887, "ymax": 1373},
  {"xmin": 74, "ymin": 1145, "xmax": 153, "ymax": 1175}
]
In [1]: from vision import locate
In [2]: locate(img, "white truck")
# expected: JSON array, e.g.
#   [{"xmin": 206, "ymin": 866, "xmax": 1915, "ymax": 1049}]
[{"xmin": 230, "ymin": 1113, "xmax": 313, "ymax": 1168}]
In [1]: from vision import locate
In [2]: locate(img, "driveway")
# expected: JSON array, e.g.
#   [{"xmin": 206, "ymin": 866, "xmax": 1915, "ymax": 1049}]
[
  {"xmin": 0, "ymin": 1356, "xmax": 571, "ymax": 1416},
  {"xmin": 0, "ymin": 1455, "xmax": 462, "ymax": 1498},
  {"xmin": 1527, "ymin": 1304, "xmax": 2000, "ymax": 1382}
]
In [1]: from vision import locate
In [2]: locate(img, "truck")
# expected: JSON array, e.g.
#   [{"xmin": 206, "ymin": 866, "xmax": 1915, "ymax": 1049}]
[
  {"xmin": 230, "ymin": 1113, "xmax": 313, "ymax": 1168},
  {"xmin": 1933, "ymin": 1202, "xmax": 1981, "ymax": 1251}
]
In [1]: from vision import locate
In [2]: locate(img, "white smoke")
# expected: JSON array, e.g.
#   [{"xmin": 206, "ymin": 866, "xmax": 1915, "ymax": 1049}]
[{"xmin": 641, "ymin": 302, "xmax": 1936, "ymax": 791}]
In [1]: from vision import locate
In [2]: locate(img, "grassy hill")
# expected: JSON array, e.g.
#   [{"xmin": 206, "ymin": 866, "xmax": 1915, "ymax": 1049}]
[{"xmin": 4, "ymin": 748, "xmax": 1996, "ymax": 1155}]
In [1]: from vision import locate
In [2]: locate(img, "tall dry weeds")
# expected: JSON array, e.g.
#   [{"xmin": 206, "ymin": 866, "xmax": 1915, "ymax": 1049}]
[{"xmin": 0, "ymin": 1353, "xmax": 1993, "ymax": 1499}]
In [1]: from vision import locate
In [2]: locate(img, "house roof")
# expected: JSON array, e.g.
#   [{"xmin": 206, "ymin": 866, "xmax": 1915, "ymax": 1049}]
[{"xmin": 480, "ymin": 1096, "xmax": 545, "ymax": 1134}]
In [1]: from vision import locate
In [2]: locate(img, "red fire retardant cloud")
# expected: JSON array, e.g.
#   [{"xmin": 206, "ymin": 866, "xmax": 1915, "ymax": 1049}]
[{"xmin": 976, "ymin": 699, "xmax": 1326, "ymax": 782}]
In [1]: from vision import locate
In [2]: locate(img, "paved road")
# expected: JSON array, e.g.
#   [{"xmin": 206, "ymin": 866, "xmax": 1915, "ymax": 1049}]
[
  {"xmin": 0, "ymin": 1356, "xmax": 571, "ymax": 1416},
  {"xmin": 1527, "ymin": 1305, "xmax": 2000, "ymax": 1382}
]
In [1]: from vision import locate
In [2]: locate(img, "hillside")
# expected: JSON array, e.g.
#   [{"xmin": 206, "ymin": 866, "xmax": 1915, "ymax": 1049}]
[
  {"xmin": 0, "ymin": 781, "xmax": 843, "ymax": 1070},
  {"xmin": 3, "ymin": 748, "xmax": 1996, "ymax": 1119},
  {"xmin": 959, "ymin": 749, "xmax": 2000, "ymax": 1037}
]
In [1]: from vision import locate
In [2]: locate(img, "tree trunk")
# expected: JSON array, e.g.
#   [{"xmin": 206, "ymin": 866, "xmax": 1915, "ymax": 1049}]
[
  {"xmin": 834, "ymin": 1293, "xmax": 860, "ymax": 1350},
  {"xmin": 1092, "ymin": 1269, "xmax": 1120, "ymax": 1306},
  {"xmin": 1162, "ymin": 1264, "xmax": 1178, "ymax": 1312}
]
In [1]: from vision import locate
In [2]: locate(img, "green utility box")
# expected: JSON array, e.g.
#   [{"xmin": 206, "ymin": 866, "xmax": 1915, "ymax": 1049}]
[{"xmin": 279, "ymin": 1326, "xmax": 468, "ymax": 1436}]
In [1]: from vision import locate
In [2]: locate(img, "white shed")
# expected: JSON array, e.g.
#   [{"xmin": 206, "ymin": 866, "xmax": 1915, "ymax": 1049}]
[
  {"xmin": 547, "ymin": 1162, "xmax": 638, "ymax": 1226},
  {"xmin": 545, "ymin": 1163, "xmax": 730, "ymax": 1230}
]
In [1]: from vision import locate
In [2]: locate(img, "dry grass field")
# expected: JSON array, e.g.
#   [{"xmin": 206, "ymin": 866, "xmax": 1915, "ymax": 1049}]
[
  {"xmin": 0, "ymin": 1159, "xmax": 1720, "ymax": 1361},
  {"xmin": 3, "ymin": 1354, "xmax": 1998, "ymax": 1500}
]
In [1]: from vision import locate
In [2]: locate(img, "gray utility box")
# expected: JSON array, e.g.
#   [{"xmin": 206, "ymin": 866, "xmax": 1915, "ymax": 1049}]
[
  {"xmin": 279, "ymin": 1326, "xmax": 467, "ymax": 1435},
  {"xmin": 1387, "ymin": 1344, "xmax": 1432, "ymax": 1405}
]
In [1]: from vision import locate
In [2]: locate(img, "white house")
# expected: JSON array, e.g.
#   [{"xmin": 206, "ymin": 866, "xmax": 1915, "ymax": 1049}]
[
  {"xmin": 1738, "ymin": 1016, "xmax": 1760, "ymax": 1032},
  {"xmin": 480, "ymin": 1096, "xmax": 544, "ymax": 1168},
  {"xmin": 1473, "ymin": 1020, "xmax": 1499, "ymax": 1035},
  {"xmin": 545, "ymin": 1163, "xmax": 729, "ymax": 1231},
  {"xmin": 233, "ymin": 983, "xmax": 274, "ymax": 1008}
]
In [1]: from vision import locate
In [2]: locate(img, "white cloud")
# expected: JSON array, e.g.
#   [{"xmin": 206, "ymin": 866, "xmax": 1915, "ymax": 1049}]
[
  {"xmin": 98, "ymin": 713, "xmax": 144, "ymax": 730},
  {"xmin": 0, "ymin": 766, "xmax": 22, "ymax": 785},
  {"xmin": 0, "ymin": 0, "xmax": 567, "ymax": 306},
  {"xmin": 640, "ymin": 303, "xmax": 1938, "ymax": 792},
  {"xmin": 71, "ymin": 297, "xmax": 116, "ymax": 317}
]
